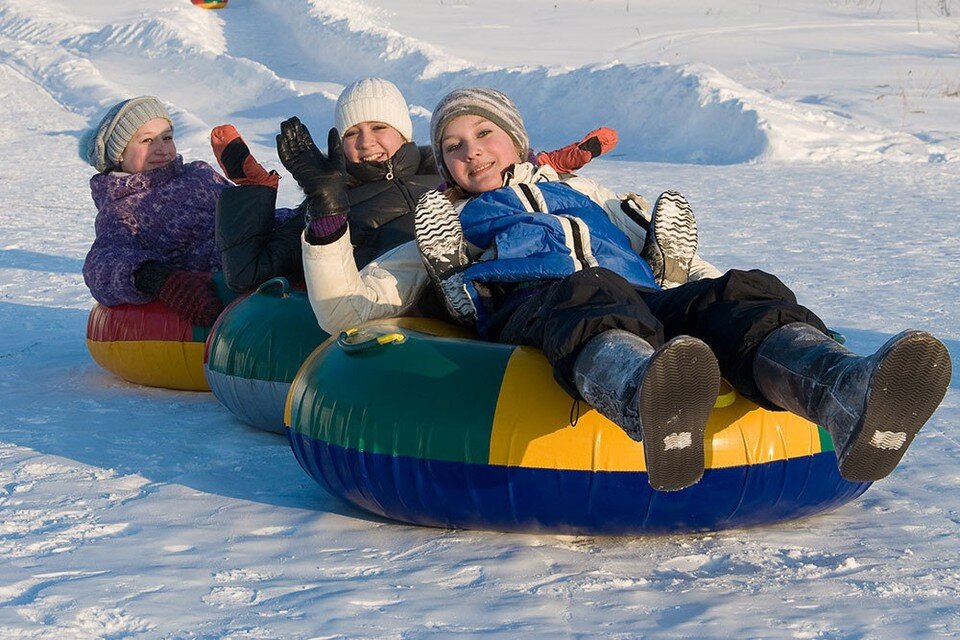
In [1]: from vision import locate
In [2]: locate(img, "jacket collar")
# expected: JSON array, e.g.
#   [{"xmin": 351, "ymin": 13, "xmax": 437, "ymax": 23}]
[
  {"xmin": 501, "ymin": 162, "xmax": 560, "ymax": 187},
  {"xmin": 345, "ymin": 141, "xmax": 421, "ymax": 183},
  {"xmin": 452, "ymin": 162, "xmax": 562, "ymax": 211},
  {"xmin": 90, "ymin": 155, "xmax": 185, "ymax": 208}
]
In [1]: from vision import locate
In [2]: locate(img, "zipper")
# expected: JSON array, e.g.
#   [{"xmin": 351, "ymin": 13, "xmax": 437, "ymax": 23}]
[{"xmin": 385, "ymin": 158, "xmax": 417, "ymax": 211}]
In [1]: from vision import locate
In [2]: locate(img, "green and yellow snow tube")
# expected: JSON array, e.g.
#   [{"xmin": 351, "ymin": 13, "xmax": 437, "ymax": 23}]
[{"xmin": 286, "ymin": 317, "xmax": 870, "ymax": 534}]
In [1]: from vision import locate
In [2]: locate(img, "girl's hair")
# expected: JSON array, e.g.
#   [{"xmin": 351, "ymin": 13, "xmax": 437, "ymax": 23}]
[{"xmin": 442, "ymin": 185, "xmax": 468, "ymax": 202}]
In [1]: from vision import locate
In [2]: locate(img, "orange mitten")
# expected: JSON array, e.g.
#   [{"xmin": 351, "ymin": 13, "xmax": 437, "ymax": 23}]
[
  {"xmin": 211, "ymin": 124, "xmax": 280, "ymax": 189},
  {"xmin": 536, "ymin": 127, "xmax": 619, "ymax": 173}
]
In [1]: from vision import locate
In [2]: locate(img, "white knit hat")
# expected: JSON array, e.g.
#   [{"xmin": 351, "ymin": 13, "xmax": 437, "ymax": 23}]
[
  {"xmin": 85, "ymin": 96, "xmax": 173, "ymax": 173},
  {"xmin": 334, "ymin": 78, "xmax": 413, "ymax": 142}
]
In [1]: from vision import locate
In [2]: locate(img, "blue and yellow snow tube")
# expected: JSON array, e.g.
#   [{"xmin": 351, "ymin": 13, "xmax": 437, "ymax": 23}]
[
  {"xmin": 205, "ymin": 278, "xmax": 329, "ymax": 434},
  {"xmin": 286, "ymin": 318, "xmax": 871, "ymax": 535}
]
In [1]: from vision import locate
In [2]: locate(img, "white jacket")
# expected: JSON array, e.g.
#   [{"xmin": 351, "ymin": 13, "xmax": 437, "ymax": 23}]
[{"xmin": 302, "ymin": 164, "xmax": 721, "ymax": 335}]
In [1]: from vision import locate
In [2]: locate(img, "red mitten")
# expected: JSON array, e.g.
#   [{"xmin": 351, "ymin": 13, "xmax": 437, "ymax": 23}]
[
  {"xmin": 211, "ymin": 124, "xmax": 280, "ymax": 189},
  {"xmin": 157, "ymin": 271, "xmax": 225, "ymax": 326},
  {"xmin": 536, "ymin": 127, "xmax": 619, "ymax": 173}
]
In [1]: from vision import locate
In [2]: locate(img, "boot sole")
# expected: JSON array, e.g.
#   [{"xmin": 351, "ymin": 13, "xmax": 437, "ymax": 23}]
[
  {"xmin": 414, "ymin": 192, "xmax": 476, "ymax": 323},
  {"xmin": 839, "ymin": 331, "xmax": 952, "ymax": 482},
  {"xmin": 648, "ymin": 191, "xmax": 698, "ymax": 288},
  {"xmin": 637, "ymin": 336, "xmax": 721, "ymax": 491},
  {"xmin": 414, "ymin": 191, "xmax": 467, "ymax": 280}
]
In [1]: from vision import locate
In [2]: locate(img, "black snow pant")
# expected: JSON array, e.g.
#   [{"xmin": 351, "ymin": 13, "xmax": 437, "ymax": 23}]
[{"xmin": 491, "ymin": 267, "xmax": 828, "ymax": 409}]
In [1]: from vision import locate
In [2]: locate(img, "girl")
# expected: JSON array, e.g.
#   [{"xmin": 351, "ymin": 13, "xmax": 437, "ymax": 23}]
[
  {"xmin": 415, "ymin": 87, "xmax": 950, "ymax": 492},
  {"xmin": 82, "ymin": 95, "xmax": 240, "ymax": 325},
  {"xmin": 214, "ymin": 78, "xmax": 442, "ymax": 292}
]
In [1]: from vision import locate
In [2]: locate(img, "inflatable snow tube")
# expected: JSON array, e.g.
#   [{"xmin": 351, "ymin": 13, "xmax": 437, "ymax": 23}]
[
  {"xmin": 205, "ymin": 278, "xmax": 330, "ymax": 434},
  {"xmin": 286, "ymin": 318, "xmax": 872, "ymax": 535},
  {"xmin": 86, "ymin": 300, "xmax": 214, "ymax": 391},
  {"xmin": 191, "ymin": 0, "xmax": 228, "ymax": 9}
]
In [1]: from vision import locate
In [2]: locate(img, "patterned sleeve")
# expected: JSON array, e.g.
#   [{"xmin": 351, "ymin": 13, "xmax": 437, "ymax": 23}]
[{"xmin": 82, "ymin": 205, "xmax": 164, "ymax": 306}]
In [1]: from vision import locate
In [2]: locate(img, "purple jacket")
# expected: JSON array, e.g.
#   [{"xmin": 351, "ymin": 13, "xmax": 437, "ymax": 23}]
[{"xmin": 83, "ymin": 156, "xmax": 232, "ymax": 306}]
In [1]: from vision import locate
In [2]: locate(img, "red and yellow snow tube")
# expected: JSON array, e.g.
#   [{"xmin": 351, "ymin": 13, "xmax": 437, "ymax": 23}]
[
  {"xmin": 86, "ymin": 300, "xmax": 213, "ymax": 391},
  {"xmin": 287, "ymin": 317, "xmax": 871, "ymax": 535},
  {"xmin": 191, "ymin": 0, "xmax": 228, "ymax": 9}
]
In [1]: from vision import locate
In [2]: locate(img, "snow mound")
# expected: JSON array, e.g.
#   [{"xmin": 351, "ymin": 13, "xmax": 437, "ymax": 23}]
[
  {"xmin": 0, "ymin": 0, "xmax": 948, "ymax": 165},
  {"xmin": 246, "ymin": 0, "xmax": 944, "ymax": 164}
]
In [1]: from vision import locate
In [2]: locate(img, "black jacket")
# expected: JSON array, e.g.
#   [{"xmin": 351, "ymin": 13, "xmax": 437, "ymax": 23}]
[{"xmin": 216, "ymin": 142, "xmax": 439, "ymax": 292}]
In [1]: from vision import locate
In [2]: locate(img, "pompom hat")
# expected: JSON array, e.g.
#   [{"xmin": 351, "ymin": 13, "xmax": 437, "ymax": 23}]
[
  {"xmin": 86, "ymin": 96, "xmax": 173, "ymax": 173},
  {"xmin": 334, "ymin": 78, "xmax": 413, "ymax": 142},
  {"xmin": 430, "ymin": 87, "xmax": 530, "ymax": 185}
]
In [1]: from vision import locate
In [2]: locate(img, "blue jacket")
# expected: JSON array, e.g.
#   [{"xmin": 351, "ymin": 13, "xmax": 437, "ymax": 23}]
[{"xmin": 458, "ymin": 180, "xmax": 658, "ymax": 334}]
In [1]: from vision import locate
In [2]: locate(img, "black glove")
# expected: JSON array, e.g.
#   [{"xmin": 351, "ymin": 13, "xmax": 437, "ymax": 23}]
[
  {"xmin": 134, "ymin": 261, "xmax": 174, "ymax": 296},
  {"xmin": 276, "ymin": 117, "xmax": 349, "ymax": 219}
]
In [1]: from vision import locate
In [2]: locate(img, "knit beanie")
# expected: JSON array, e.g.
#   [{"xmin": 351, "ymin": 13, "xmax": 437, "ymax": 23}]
[
  {"xmin": 85, "ymin": 96, "xmax": 172, "ymax": 173},
  {"xmin": 430, "ymin": 87, "xmax": 530, "ymax": 186},
  {"xmin": 334, "ymin": 78, "xmax": 413, "ymax": 142}
]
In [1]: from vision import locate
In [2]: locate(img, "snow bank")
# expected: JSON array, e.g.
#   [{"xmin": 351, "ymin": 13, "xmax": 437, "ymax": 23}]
[
  {"xmin": 1, "ymin": 0, "xmax": 947, "ymax": 167},
  {"xmin": 245, "ymin": 0, "xmax": 945, "ymax": 164}
]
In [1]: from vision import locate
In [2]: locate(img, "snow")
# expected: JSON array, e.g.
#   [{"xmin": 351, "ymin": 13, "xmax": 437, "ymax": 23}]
[{"xmin": 0, "ymin": 0, "xmax": 958, "ymax": 636}]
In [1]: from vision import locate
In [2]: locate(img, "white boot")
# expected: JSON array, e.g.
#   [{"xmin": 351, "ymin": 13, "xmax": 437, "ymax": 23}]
[
  {"xmin": 414, "ymin": 190, "xmax": 477, "ymax": 325},
  {"xmin": 639, "ymin": 190, "xmax": 698, "ymax": 289},
  {"xmin": 754, "ymin": 323, "xmax": 951, "ymax": 482},
  {"xmin": 573, "ymin": 330, "xmax": 721, "ymax": 491}
]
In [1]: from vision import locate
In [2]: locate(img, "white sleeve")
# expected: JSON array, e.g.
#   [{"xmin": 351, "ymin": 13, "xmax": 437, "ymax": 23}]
[
  {"xmin": 301, "ymin": 232, "xmax": 428, "ymax": 335},
  {"xmin": 604, "ymin": 191, "xmax": 651, "ymax": 255}
]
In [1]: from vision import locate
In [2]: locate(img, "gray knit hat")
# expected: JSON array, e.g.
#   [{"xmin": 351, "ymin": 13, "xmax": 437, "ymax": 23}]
[
  {"xmin": 334, "ymin": 78, "xmax": 413, "ymax": 142},
  {"xmin": 430, "ymin": 87, "xmax": 529, "ymax": 186},
  {"xmin": 85, "ymin": 96, "xmax": 172, "ymax": 173}
]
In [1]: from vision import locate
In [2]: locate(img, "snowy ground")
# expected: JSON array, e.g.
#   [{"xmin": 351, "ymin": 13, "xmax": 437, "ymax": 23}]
[{"xmin": 1, "ymin": 0, "xmax": 959, "ymax": 637}]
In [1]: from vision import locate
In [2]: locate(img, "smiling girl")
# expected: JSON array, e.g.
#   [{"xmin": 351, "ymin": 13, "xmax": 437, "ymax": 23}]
[
  {"xmin": 301, "ymin": 87, "xmax": 949, "ymax": 493},
  {"xmin": 82, "ymin": 96, "xmax": 237, "ymax": 325},
  {"xmin": 411, "ymin": 87, "xmax": 950, "ymax": 492}
]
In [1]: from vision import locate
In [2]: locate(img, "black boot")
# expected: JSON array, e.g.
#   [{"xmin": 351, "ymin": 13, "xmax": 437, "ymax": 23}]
[
  {"xmin": 754, "ymin": 323, "xmax": 951, "ymax": 482},
  {"xmin": 573, "ymin": 330, "xmax": 720, "ymax": 491}
]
